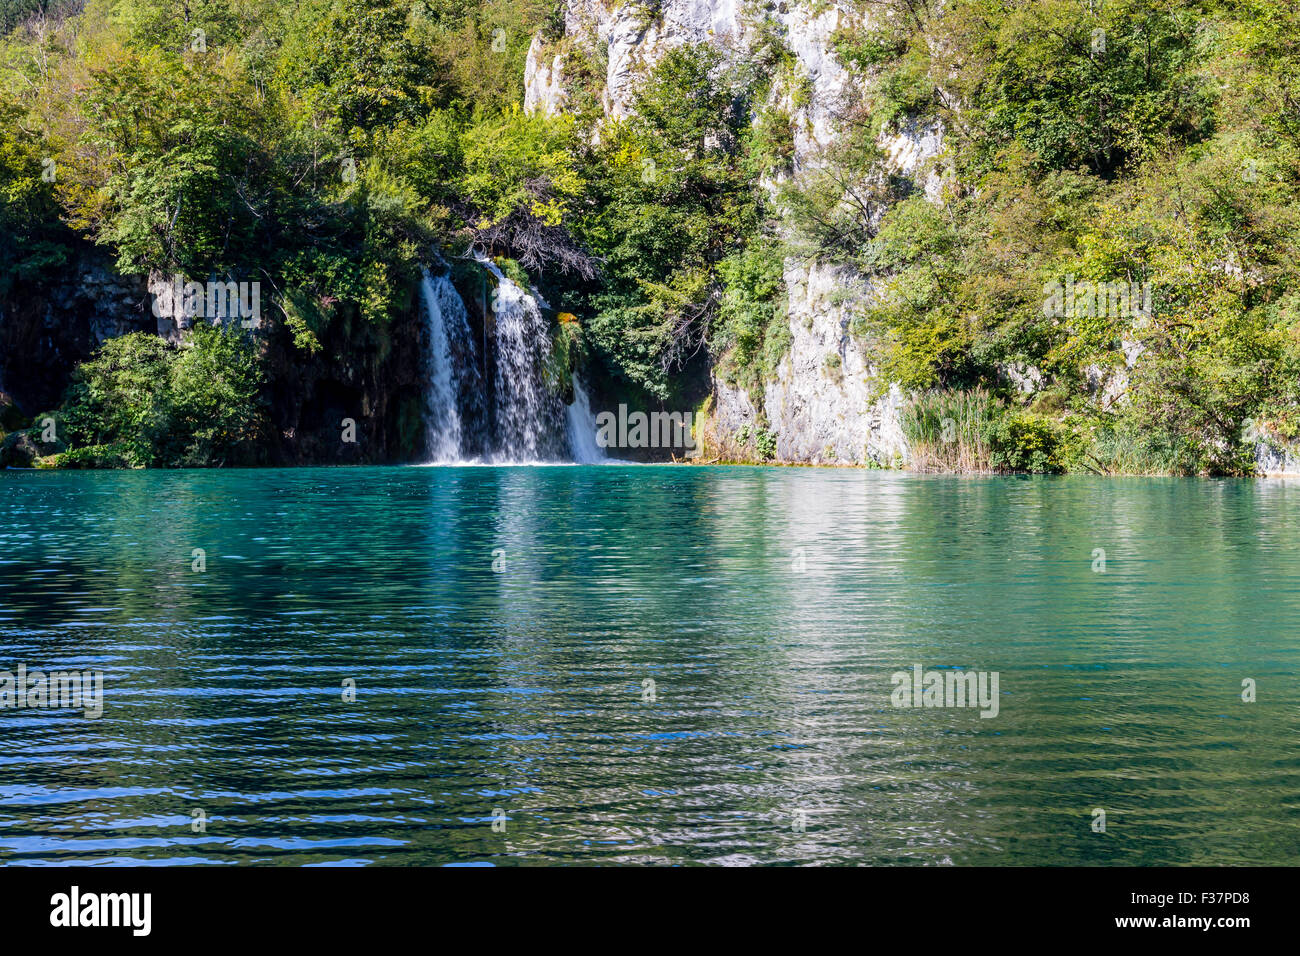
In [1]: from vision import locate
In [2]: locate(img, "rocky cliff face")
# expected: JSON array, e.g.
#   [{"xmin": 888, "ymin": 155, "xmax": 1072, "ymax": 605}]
[
  {"xmin": 0, "ymin": 247, "xmax": 151, "ymax": 418},
  {"xmin": 527, "ymin": 1, "xmax": 1300, "ymax": 475},
  {"xmin": 260, "ymin": 292, "xmax": 427, "ymax": 467},
  {"xmin": 529, "ymin": 0, "xmax": 867, "ymax": 171},
  {"xmin": 526, "ymin": 0, "xmax": 943, "ymax": 464},
  {"xmin": 705, "ymin": 258, "xmax": 907, "ymax": 465},
  {"xmin": 561, "ymin": 0, "xmax": 743, "ymax": 119}
]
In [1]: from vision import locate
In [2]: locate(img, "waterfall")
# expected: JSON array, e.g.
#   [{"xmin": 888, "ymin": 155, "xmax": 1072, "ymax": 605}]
[
  {"xmin": 476, "ymin": 256, "xmax": 568, "ymax": 463},
  {"xmin": 419, "ymin": 256, "xmax": 604, "ymax": 464},
  {"xmin": 420, "ymin": 269, "xmax": 462, "ymax": 462},
  {"xmin": 568, "ymin": 376, "xmax": 607, "ymax": 463},
  {"xmin": 420, "ymin": 268, "xmax": 486, "ymax": 462}
]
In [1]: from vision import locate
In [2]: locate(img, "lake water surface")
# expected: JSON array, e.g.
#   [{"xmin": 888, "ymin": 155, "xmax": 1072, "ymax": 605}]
[{"xmin": 1, "ymin": 466, "xmax": 1297, "ymax": 865}]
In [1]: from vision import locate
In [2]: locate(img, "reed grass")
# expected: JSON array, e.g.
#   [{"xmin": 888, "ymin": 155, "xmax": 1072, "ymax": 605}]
[{"xmin": 900, "ymin": 388, "xmax": 998, "ymax": 473}]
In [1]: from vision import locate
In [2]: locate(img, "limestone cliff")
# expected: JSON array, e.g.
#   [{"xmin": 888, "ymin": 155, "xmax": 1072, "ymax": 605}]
[{"xmin": 526, "ymin": 0, "xmax": 940, "ymax": 464}]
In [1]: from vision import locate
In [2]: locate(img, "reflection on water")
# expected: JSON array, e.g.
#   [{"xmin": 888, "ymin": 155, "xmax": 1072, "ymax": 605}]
[{"xmin": 1, "ymin": 466, "xmax": 1298, "ymax": 865}]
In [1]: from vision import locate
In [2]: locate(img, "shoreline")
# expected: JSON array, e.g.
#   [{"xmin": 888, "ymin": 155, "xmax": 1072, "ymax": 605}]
[{"xmin": 8, "ymin": 459, "xmax": 1300, "ymax": 479}]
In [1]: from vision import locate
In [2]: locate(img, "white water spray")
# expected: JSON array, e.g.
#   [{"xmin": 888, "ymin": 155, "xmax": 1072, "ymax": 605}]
[
  {"xmin": 568, "ymin": 376, "xmax": 607, "ymax": 463},
  {"xmin": 421, "ymin": 268, "xmax": 484, "ymax": 462},
  {"xmin": 477, "ymin": 256, "xmax": 567, "ymax": 462},
  {"xmin": 420, "ymin": 256, "xmax": 605, "ymax": 463},
  {"xmin": 421, "ymin": 270, "xmax": 461, "ymax": 462}
]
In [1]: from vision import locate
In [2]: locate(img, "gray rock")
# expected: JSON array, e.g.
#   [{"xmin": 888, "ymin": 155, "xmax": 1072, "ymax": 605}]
[
  {"xmin": 1252, "ymin": 428, "xmax": 1300, "ymax": 476},
  {"xmin": 712, "ymin": 259, "xmax": 909, "ymax": 465},
  {"xmin": 533, "ymin": 2, "xmax": 932, "ymax": 465},
  {"xmin": 524, "ymin": 34, "xmax": 569, "ymax": 116},
  {"xmin": 0, "ymin": 430, "xmax": 41, "ymax": 468}
]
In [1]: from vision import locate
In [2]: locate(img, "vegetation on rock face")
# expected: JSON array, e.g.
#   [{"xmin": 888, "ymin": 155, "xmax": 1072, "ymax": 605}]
[
  {"xmin": 807, "ymin": 0, "xmax": 1300, "ymax": 475},
  {"xmin": 569, "ymin": 43, "xmax": 775, "ymax": 403},
  {"xmin": 1, "ymin": 0, "xmax": 1297, "ymax": 473}
]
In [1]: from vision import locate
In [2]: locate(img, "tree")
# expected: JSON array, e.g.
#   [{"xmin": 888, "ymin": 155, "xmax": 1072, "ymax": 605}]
[{"xmin": 62, "ymin": 324, "xmax": 268, "ymax": 467}]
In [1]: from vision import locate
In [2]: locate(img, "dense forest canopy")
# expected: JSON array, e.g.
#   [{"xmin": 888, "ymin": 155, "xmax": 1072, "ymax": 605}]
[{"xmin": 2, "ymin": 0, "xmax": 1299, "ymax": 473}]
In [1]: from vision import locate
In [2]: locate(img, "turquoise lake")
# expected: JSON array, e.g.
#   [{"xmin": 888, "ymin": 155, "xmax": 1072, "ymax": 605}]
[{"xmin": 1, "ymin": 465, "xmax": 1297, "ymax": 865}]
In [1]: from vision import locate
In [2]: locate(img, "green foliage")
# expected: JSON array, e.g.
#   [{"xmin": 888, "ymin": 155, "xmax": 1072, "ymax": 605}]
[
  {"xmin": 628, "ymin": 44, "xmax": 738, "ymax": 157},
  {"xmin": 385, "ymin": 109, "xmax": 464, "ymax": 210},
  {"xmin": 748, "ymin": 106, "xmax": 796, "ymax": 178},
  {"xmin": 47, "ymin": 444, "xmax": 131, "ymax": 469},
  {"xmin": 713, "ymin": 241, "xmax": 789, "ymax": 396},
  {"xmin": 0, "ymin": 101, "xmax": 72, "ymax": 293},
  {"xmin": 573, "ymin": 44, "xmax": 764, "ymax": 400},
  {"xmin": 277, "ymin": 165, "xmax": 427, "ymax": 331},
  {"xmin": 946, "ymin": 0, "xmax": 1211, "ymax": 178},
  {"xmin": 779, "ymin": 108, "xmax": 895, "ymax": 263},
  {"xmin": 987, "ymin": 411, "xmax": 1064, "ymax": 474},
  {"xmin": 1, "ymin": 0, "xmax": 78, "ymax": 36},
  {"xmin": 900, "ymin": 388, "xmax": 995, "ymax": 472},
  {"xmin": 833, "ymin": 15, "xmax": 935, "ymax": 133},
  {"xmin": 74, "ymin": 50, "xmax": 266, "ymax": 274},
  {"xmin": 111, "ymin": 0, "xmax": 247, "ymax": 53},
  {"xmin": 458, "ymin": 108, "xmax": 583, "ymax": 227},
  {"xmin": 61, "ymin": 332, "xmax": 173, "ymax": 466},
  {"xmin": 410, "ymin": 0, "xmax": 561, "ymax": 112},
  {"xmin": 277, "ymin": 0, "xmax": 442, "ymax": 148},
  {"xmin": 62, "ymin": 325, "xmax": 267, "ymax": 467},
  {"xmin": 5, "ymin": 0, "xmax": 559, "ymax": 336},
  {"xmin": 735, "ymin": 421, "xmax": 777, "ymax": 460},
  {"xmin": 167, "ymin": 321, "xmax": 270, "ymax": 464},
  {"xmin": 854, "ymin": 194, "xmax": 972, "ymax": 388},
  {"xmin": 544, "ymin": 317, "xmax": 584, "ymax": 396}
]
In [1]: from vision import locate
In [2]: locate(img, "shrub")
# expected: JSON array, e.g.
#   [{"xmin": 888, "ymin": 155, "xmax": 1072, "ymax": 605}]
[
  {"xmin": 713, "ymin": 241, "xmax": 789, "ymax": 397},
  {"xmin": 167, "ymin": 322, "xmax": 270, "ymax": 466},
  {"xmin": 62, "ymin": 325, "xmax": 267, "ymax": 467},
  {"xmin": 49, "ymin": 445, "xmax": 131, "ymax": 469},
  {"xmin": 734, "ymin": 422, "xmax": 777, "ymax": 460},
  {"xmin": 987, "ymin": 411, "xmax": 1064, "ymax": 474},
  {"xmin": 62, "ymin": 333, "xmax": 174, "ymax": 465}
]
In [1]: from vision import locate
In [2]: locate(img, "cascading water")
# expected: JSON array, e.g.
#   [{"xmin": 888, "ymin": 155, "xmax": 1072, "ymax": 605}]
[
  {"xmin": 419, "ymin": 256, "xmax": 603, "ymax": 463},
  {"xmin": 476, "ymin": 256, "xmax": 568, "ymax": 462},
  {"xmin": 420, "ymin": 268, "xmax": 485, "ymax": 462},
  {"xmin": 420, "ymin": 269, "xmax": 462, "ymax": 462},
  {"xmin": 568, "ymin": 376, "xmax": 607, "ymax": 464}
]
